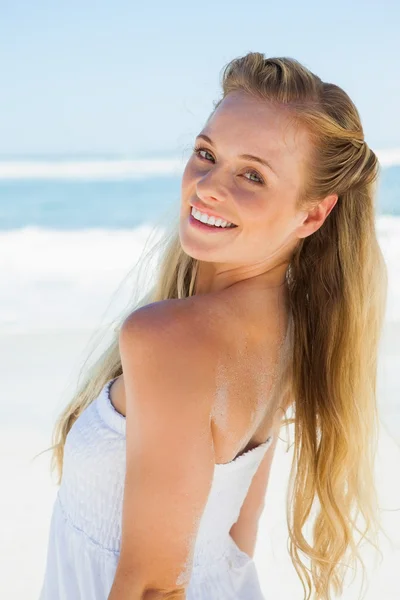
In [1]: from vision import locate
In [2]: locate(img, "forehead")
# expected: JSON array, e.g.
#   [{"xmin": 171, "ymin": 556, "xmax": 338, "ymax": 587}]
[{"xmin": 202, "ymin": 91, "xmax": 311, "ymax": 179}]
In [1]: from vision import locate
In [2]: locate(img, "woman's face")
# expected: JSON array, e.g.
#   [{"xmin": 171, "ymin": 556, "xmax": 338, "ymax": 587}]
[{"xmin": 179, "ymin": 91, "xmax": 323, "ymax": 292}]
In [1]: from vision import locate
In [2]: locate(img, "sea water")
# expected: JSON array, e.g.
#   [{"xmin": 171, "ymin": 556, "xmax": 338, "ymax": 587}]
[{"xmin": 1, "ymin": 155, "xmax": 399, "ymax": 334}]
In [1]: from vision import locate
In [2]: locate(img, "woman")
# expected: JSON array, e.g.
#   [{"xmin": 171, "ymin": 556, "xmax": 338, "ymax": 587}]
[{"xmin": 39, "ymin": 52, "xmax": 387, "ymax": 600}]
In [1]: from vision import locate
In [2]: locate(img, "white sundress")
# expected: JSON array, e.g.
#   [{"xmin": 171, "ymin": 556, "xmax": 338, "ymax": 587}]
[{"xmin": 39, "ymin": 377, "xmax": 274, "ymax": 599}]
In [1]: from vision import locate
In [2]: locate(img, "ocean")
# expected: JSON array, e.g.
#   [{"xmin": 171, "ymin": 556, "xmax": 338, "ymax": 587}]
[{"xmin": 1, "ymin": 155, "xmax": 399, "ymax": 334}]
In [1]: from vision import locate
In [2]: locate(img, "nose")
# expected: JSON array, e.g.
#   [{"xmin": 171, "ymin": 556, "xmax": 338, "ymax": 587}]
[{"xmin": 195, "ymin": 165, "xmax": 230, "ymax": 205}]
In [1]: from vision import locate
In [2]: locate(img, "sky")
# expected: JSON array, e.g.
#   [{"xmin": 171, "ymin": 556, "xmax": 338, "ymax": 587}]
[{"xmin": 0, "ymin": 0, "xmax": 399, "ymax": 157}]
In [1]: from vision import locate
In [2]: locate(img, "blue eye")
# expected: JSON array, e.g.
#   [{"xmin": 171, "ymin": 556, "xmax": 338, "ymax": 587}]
[
  {"xmin": 192, "ymin": 146, "xmax": 265, "ymax": 185},
  {"xmin": 242, "ymin": 171, "xmax": 264, "ymax": 184}
]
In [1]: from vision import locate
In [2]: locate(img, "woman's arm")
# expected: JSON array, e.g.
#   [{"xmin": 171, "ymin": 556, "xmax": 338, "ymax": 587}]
[{"xmin": 108, "ymin": 301, "xmax": 217, "ymax": 600}]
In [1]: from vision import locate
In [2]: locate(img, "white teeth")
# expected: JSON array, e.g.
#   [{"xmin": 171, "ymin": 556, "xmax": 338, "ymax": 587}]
[{"xmin": 191, "ymin": 207, "xmax": 236, "ymax": 228}]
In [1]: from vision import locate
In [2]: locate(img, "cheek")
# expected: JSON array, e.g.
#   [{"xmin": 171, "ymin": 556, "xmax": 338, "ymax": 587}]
[
  {"xmin": 239, "ymin": 196, "xmax": 292, "ymax": 240},
  {"xmin": 237, "ymin": 194, "xmax": 273, "ymax": 228}
]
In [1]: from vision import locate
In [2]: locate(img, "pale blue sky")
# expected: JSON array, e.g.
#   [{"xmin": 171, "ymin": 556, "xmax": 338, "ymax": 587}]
[{"xmin": 1, "ymin": 0, "xmax": 399, "ymax": 156}]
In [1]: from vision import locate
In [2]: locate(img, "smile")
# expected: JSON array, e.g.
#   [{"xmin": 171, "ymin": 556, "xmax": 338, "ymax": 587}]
[{"xmin": 190, "ymin": 206, "xmax": 238, "ymax": 228}]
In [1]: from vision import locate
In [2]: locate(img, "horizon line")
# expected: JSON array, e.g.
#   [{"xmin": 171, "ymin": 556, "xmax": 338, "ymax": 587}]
[{"xmin": 0, "ymin": 147, "xmax": 398, "ymax": 180}]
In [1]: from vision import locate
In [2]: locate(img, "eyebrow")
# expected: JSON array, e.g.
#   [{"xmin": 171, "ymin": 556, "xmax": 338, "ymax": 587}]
[{"xmin": 195, "ymin": 134, "xmax": 278, "ymax": 177}]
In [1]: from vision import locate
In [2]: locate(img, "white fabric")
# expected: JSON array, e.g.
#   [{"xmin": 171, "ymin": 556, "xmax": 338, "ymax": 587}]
[{"xmin": 39, "ymin": 378, "xmax": 274, "ymax": 599}]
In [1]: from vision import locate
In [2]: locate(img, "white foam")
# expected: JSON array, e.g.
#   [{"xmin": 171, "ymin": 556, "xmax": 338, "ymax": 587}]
[
  {"xmin": 0, "ymin": 224, "xmax": 165, "ymax": 334},
  {"xmin": 0, "ymin": 157, "xmax": 185, "ymax": 180},
  {"xmin": 0, "ymin": 148, "xmax": 398, "ymax": 181},
  {"xmin": 376, "ymin": 147, "xmax": 400, "ymax": 168},
  {"xmin": 1, "ymin": 216, "xmax": 399, "ymax": 334}
]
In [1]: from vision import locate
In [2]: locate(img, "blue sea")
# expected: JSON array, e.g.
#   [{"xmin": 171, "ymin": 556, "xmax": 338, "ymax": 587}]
[
  {"xmin": 1, "ymin": 154, "xmax": 399, "ymax": 333},
  {"xmin": 1, "ymin": 155, "xmax": 399, "ymax": 231}
]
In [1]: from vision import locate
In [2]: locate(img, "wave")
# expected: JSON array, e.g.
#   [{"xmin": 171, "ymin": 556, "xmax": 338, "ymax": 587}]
[
  {"xmin": 1, "ymin": 216, "xmax": 399, "ymax": 334},
  {"xmin": 375, "ymin": 147, "xmax": 400, "ymax": 168},
  {"xmin": 0, "ymin": 148, "xmax": 399, "ymax": 180},
  {"xmin": 0, "ymin": 224, "xmax": 165, "ymax": 334},
  {"xmin": 0, "ymin": 157, "xmax": 185, "ymax": 180}
]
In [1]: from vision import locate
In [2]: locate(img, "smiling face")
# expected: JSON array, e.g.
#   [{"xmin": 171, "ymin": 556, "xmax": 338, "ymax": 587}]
[{"xmin": 179, "ymin": 91, "xmax": 319, "ymax": 293}]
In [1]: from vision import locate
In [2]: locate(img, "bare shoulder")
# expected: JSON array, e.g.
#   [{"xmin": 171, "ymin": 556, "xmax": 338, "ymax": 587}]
[
  {"xmin": 119, "ymin": 295, "xmax": 222, "ymax": 361},
  {"xmin": 118, "ymin": 296, "xmax": 224, "ymax": 421},
  {"xmin": 118, "ymin": 288, "xmax": 290, "ymax": 441},
  {"xmin": 119, "ymin": 288, "xmax": 289, "ymax": 391}
]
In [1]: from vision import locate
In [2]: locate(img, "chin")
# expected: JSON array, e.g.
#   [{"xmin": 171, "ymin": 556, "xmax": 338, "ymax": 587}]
[
  {"xmin": 178, "ymin": 233, "xmax": 208, "ymax": 262},
  {"xmin": 180, "ymin": 236, "xmax": 232, "ymax": 267},
  {"xmin": 178, "ymin": 214, "xmax": 236, "ymax": 262}
]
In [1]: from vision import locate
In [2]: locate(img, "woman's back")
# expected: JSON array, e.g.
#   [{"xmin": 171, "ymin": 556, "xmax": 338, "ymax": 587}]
[
  {"xmin": 111, "ymin": 282, "xmax": 291, "ymax": 464},
  {"xmin": 39, "ymin": 285, "xmax": 291, "ymax": 599}
]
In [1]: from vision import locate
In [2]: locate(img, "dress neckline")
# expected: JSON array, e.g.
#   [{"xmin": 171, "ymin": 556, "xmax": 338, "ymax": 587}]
[{"xmin": 96, "ymin": 378, "xmax": 274, "ymax": 471}]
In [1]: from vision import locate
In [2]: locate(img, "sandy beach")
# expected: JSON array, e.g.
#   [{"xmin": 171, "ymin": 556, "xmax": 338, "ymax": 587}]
[{"xmin": 1, "ymin": 321, "xmax": 399, "ymax": 599}]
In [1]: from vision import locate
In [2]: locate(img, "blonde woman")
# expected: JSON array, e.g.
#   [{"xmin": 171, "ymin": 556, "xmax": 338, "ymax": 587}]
[{"xmin": 39, "ymin": 52, "xmax": 387, "ymax": 600}]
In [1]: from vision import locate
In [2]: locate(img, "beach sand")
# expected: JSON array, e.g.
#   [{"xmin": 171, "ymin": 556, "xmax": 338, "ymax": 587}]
[{"xmin": 1, "ymin": 324, "xmax": 399, "ymax": 599}]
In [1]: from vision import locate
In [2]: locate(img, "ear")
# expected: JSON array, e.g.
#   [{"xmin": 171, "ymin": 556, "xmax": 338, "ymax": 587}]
[{"xmin": 297, "ymin": 194, "xmax": 338, "ymax": 239}]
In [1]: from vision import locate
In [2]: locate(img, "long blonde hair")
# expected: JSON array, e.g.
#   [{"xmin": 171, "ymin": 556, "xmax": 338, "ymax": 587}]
[{"xmin": 45, "ymin": 53, "xmax": 388, "ymax": 599}]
